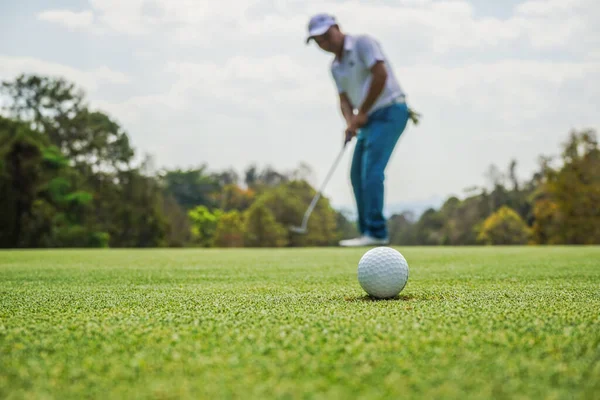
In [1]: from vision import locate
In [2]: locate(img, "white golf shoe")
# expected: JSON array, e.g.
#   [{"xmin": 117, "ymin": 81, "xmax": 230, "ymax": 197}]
[{"xmin": 339, "ymin": 235, "xmax": 390, "ymax": 247}]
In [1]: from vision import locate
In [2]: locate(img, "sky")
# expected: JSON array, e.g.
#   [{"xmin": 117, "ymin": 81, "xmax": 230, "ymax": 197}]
[{"xmin": 1, "ymin": 0, "xmax": 599, "ymax": 216}]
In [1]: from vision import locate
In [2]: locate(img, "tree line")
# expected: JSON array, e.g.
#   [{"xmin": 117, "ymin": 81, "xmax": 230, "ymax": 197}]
[{"xmin": 0, "ymin": 74, "xmax": 598, "ymax": 248}]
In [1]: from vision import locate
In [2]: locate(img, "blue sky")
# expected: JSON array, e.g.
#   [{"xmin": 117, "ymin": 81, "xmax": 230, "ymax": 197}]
[{"xmin": 1, "ymin": 0, "xmax": 599, "ymax": 215}]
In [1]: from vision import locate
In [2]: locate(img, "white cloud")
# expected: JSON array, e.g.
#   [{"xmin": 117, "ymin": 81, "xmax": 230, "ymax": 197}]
[
  {"xmin": 36, "ymin": 0, "xmax": 599, "ymax": 55},
  {"xmin": 0, "ymin": 56, "xmax": 130, "ymax": 93},
  {"xmin": 87, "ymin": 54, "xmax": 598, "ymax": 206},
  {"xmin": 89, "ymin": 66, "xmax": 130, "ymax": 85},
  {"xmin": 166, "ymin": 56, "xmax": 303, "ymax": 86},
  {"xmin": 516, "ymin": 0, "xmax": 587, "ymax": 16},
  {"xmin": 6, "ymin": 0, "xmax": 600, "ymax": 208},
  {"xmin": 89, "ymin": 0, "xmax": 154, "ymax": 35},
  {"xmin": 511, "ymin": 2, "xmax": 595, "ymax": 50},
  {"xmin": 37, "ymin": 10, "xmax": 94, "ymax": 30},
  {"xmin": 316, "ymin": 0, "xmax": 598, "ymax": 53}
]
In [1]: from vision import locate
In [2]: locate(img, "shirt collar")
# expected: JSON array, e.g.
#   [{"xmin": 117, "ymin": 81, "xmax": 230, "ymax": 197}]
[
  {"xmin": 332, "ymin": 35, "xmax": 354, "ymax": 67},
  {"xmin": 343, "ymin": 34, "xmax": 354, "ymax": 50}
]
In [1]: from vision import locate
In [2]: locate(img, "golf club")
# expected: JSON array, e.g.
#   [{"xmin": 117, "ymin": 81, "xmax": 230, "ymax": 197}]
[{"xmin": 290, "ymin": 139, "xmax": 349, "ymax": 234}]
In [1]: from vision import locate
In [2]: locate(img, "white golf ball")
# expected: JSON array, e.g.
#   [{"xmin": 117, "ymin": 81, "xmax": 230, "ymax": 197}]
[{"xmin": 357, "ymin": 247, "xmax": 409, "ymax": 299}]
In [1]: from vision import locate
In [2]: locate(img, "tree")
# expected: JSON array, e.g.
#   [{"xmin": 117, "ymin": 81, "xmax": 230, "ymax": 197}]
[
  {"xmin": 438, "ymin": 196, "xmax": 461, "ymax": 245},
  {"xmin": 161, "ymin": 193, "xmax": 193, "ymax": 247},
  {"xmin": 508, "ymin": 159, "xmax": 519, "ymax": 191},
  {"xmin": 213, "ymin": 210, "xmax": 244, "ymax": 247},
  {"xmin": 106, "ymin": 167, "xmax": 169, "ymax": 247},
  {"xmin": 244, "ymin": 164, "xmax": 258, "ymax": 188},
  {"xmin": 161, "ymin": 166, "xmax": 219, "ymax": 210},
  {"xmin": 388, "ymin": 211, "xmax": 416, "ymax": 245},
  {"xmin": 477, "ymin": 206, "xmax": 531, "ymax": 245},
  {"xmin": 532, "ymin": 129, "xmax": 600, "ymax": 244},
  {"xmin": 0, "ymin": 116, "xmax": 107, "ymax": 248},
  {"xmin": 258, "ymin": 180, "xmax": 339, "ymax": 246},
  {"xmin": 413, "ymin": 208, "xmax": 445, "ymax": 245},
  {"xmin": 0, "ymin": 118, "xmax": 47, "ymax": 247},
  {"xmin": 289, "ymin": 162, "xmax": 315, "ymax": 183},
  {"xmin": 243, "ymin": 200, "xmax": 288, "ymax": 247},
  {"xmin": 212, "ymin": 168, "xmax": 239, "ymax": 187},
  {"xmin": 188, "ymin": 205, "xmax": 223, "ymax": 247},
  {"xmin": 1, "ymin": 74, "xmax": 173, "ymax": 248},
  {"xmin": 1, "ymin": 74, "xmax": 134, "ymax": 172},
  {"xmin": 243, "ymin": 164, "xmax": 290, "ymax": 193},
  {"xmin": 336, "ymin": 208, "xmax": 360, "ymax": 241},
  {"xmin": 214, "ymin": 184, "xmax": 255, "ymax": 212},
  {"xmin": 531, "ymin": 198, "xmax": 562, "ymax": 244}
]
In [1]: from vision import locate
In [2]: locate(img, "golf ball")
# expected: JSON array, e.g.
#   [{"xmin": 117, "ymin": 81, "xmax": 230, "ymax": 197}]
[{"xmin": 357, "ymin": 247, "xmax": 409, "ymax": 299}]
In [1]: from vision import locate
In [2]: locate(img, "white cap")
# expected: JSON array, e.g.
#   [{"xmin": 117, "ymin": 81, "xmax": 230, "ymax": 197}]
[{"xmin": 306, "ymin": 13, "xmax": 337, "ymax": 43}]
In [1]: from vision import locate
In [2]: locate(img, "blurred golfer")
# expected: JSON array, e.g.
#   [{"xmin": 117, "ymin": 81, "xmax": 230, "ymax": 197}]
[{"xmin": 306, "ymin": 13, "xmax": 420, "ymax": 247}]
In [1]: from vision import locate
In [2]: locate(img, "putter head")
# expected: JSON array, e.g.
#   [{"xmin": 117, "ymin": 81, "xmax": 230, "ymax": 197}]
[{"xmin": 289, "ymin": 225, "xmax": 307, "ymax": 234}]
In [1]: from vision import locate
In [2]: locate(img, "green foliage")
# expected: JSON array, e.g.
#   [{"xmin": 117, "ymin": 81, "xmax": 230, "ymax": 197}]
[
  {"xmin": 99, "ymin": 169, "xmax": 165, "ymax": 247},
  {"xmin": 257, "ymin": 180, "xmax": 339, "ymax": 246},
  {"xmin": 0, "ymin": 73, "xmax": 171, "ymax": 249},
  {"xmin": 1, "ymin": 73, "xmax": 598, "ymax": 248},
  {"xmin": 387, "ymin": 135, "xmax": 599, "ymax": 247},
  {"xmin": 336, "ymin": 209, "xmax": 360, "ymax": 240},
  {"xmin": 412, "ymin": 208, "xmax": 445, "ymax": 245},
  {"xmin": 161, "ymin": 194, "xmax": 193, "ymax": 247},
  {"xmin": 90, "ymin": 232, "xmax": 110, "ymax": 248},
  {"xmin": 46, "ymin": 177, "xmax": 71, "ymax": 201},
  {"xmin": 1, "ymin": 74, "xmax": 135, "ymax": 171},
  {"xmin": 0, "ymin": 116, "xmax": 110, "ymax": 248},
  {"xmin": 161, "ymin": 167, "xmax": 219, "ymax": 210},
  {"xmin": 532, "ymin": 198, "xmax": 562, "ymax": 244},
  {"xmin": 64, "ymin": 190, "xmax": 93, "ymax": 205},
  {"xmin": 42, "ymin": 145, "xmax": 69, "ymax": 168},
  {"xmin": 0, "ymin": 116, "xmax": 55, "ymax": 247},
  {"xmin": 388, "ymin": 212, "xmax": 416, "ymax": 245},
  {"xmin": 214, "ymin": 184, "xmax": 255, "ymax": 212},
  {"xmin": 243, "ymin": 200, "xmax": 288, "ymax": 247},
  {"xmin": 213, "ymin": 210, "xmax": 245, "ymax": 247},
  {"xmin": 243, "ymin": 164, "xmax": 289, "ymax": 193},
  {"xmin": 188, "ymin": 205, "xmax": 223, "ymax": 247},
  {"xmin": 85, "ymin": 168, "xmax": 170, "ymax": 248},
  {"xmin": 477, "ymin": 206, "xmax": 531, "ymax": 245},
  {"xmin": 533, "ymin": 129, "xmax": 600, "ymax": 244},
  {"xmin": 51, "ymin": 223, "xmax": 106, "ymax": 248}
]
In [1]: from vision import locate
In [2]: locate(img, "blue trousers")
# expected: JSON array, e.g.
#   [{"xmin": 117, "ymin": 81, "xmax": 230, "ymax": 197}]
[{"xmin": 350, "ymin": 102, "xmax": 409, "ymax": 239}]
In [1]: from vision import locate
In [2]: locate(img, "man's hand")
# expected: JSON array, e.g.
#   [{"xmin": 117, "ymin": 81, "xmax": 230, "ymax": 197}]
[
  {"xmin": 344, "ymin": 128, "xmax": 355, "ymax": 145},
  {"xmin": 348, "ymin": 111, "xmax": 368, "ymax": 133},
  {"xmin": 344, "ymin": 111, "xmax": 368, "ymax": 144}
]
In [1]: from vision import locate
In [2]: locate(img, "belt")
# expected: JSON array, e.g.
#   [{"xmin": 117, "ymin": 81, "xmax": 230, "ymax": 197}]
[
  {"xmin": 379, "ymin": 95, "xmax": 406, "ymax": 109},
  {"xmin": 369, "ymin": 95, "xmax": 405, "ymax": 114}
]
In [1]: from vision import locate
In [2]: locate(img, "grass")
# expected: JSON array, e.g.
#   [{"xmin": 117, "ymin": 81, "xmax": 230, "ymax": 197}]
[{"xmin": 1, "ymin": 246, "xmax": 599, "ymax": 399}]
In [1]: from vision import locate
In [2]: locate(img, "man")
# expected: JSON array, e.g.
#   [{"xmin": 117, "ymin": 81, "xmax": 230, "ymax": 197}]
[{"xmin": 306, "ymin": 13, "xmax": 420, "ymax": 247}]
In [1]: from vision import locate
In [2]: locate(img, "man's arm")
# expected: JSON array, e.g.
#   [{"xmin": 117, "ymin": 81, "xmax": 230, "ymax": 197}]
[
  {"xmin": 340, "ymin": 92, "xmax": 357, "ymax": 144},
  {"xmin": 339, "ymin": 92, "xmax": 354, "ymax": 126},
  {"xmin": 358, "ymin": 61, "xmax": 387, "ymax": 115},
  {"xmin": 345, "ymin": 60, "xmax": 388, "ymax": 138}
]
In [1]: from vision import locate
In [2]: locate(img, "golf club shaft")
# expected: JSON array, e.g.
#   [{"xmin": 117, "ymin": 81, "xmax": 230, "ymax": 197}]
[{"xmin": 299, "ymin": 144, "xmax": 347, "ymax": 229}]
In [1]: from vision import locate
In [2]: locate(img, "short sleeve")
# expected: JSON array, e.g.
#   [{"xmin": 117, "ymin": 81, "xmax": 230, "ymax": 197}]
[
  {"xmin": 331, "ymin": 68, "xmax": 344, "ymax": 94},
  {"xmin": 355, "ymin": 35, "xmax": 385, "ymax": 69}
]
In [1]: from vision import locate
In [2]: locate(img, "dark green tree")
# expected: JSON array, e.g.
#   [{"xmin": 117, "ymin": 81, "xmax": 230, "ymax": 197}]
[
  {"xmin": 160, "ymin": 166, "xmax": 219, "ymax": 210},
  {"xmin": 533, "ymin": 129, "xmax": 600, "ymax": 244},
  {"xmin": 1, "ymin": 74, "xmax": 134, "ymax": 172},
  {"xmin": 0, "ymin": 116, "xmax": 107, "ymax": 248}
]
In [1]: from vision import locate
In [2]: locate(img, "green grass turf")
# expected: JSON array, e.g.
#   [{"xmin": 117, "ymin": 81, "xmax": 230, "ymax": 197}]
[{"xmin": 1, "ymin": 246, "xmax": 599, "ymax": 399}]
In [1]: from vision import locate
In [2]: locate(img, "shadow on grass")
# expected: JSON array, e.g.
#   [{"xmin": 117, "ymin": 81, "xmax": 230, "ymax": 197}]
[{"xmin": 344, "ymin": 293, "xmax": 418, "ymax": 302}]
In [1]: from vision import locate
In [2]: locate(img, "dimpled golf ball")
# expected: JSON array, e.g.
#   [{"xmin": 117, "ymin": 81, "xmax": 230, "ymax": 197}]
[{"xmin": 357, "ymin": 247, "xmax": 409, "ymax": 299}]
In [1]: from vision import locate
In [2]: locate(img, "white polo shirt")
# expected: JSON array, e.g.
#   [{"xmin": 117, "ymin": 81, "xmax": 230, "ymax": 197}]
[{"xmin": 330, "ymin": 34, "xmax": 405, "ymax": 115}]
